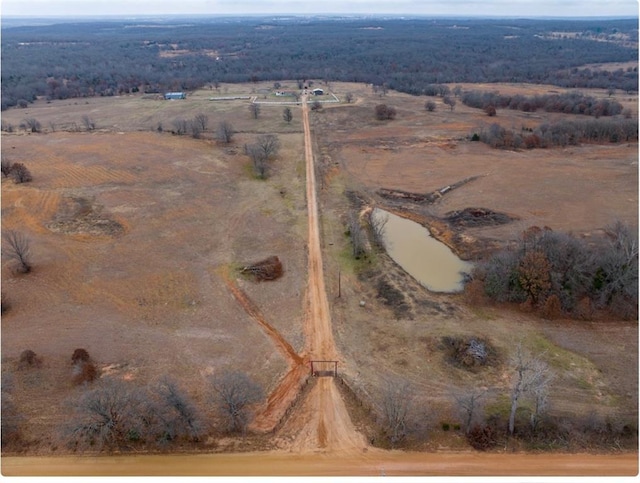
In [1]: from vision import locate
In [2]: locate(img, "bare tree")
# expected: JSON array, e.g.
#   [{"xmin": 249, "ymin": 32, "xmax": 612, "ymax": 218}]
[
  {"xmin": 379, "ymin": 378, "xmax": 416, "ymax": 448},
  {"xmin": 149, "ymin": 378, "xmax": 205, "ymax": 443},
  {"xmin": 1, "ymin": 373, "xmax": 22, "ymax": 448},
  {"xmin": 62, "ymin": 379, "xmax": 145, "ymax": 450},
  {"xmin": 283, "ymin": 107, "xmax": 293, "ymax": 123},
  {"xmin": 10, "ymin": 163, "xmax": 32, "ymax": 184},
  {"xmin": 508, "ymin": 344, "xmax": 552, "ymax": 435},
  {"xmin": 81, "ymin": 115, "xmax": 96, "ymax": 131},
  {"xmin": 21, "ymin": 118, "xmax": 41, "ymax": 133},
  {"xmin": 453, "ymin": 387, "xmax": 487, "ymax": 434},
  {"xmin": 345, "ymin": 92, "xmax": 354, "ymax": 103},
  {"xmin": 216, "ymin": 120, "xmax": 235, "ymax": 144},
  {"xmin": 1, "ymin": 157, "xmax": 13, "ymax": 177},
  {"xmin": 425, "ymin": 100, "xmax": 436, "ymax": 112},
  {"xmin": 172, "ymin": 118, "xmax": 188, "ymax": 135},
  {"xmin": 595, "ymin": 221, "xmax": 639, "ymax": 315},
  {"xmin": 249, "ymin": 103, "xmax": 260, "ymax": 119},
  {"xmin": 2, "ymin": 230, "xmax": 32, "ymax": 273},
  {"xmin": 443, "ymin": 96, "xmax": 457, "ymax": 111},
  {"xmin": 245, "ymin": 134, "xmax": 280, "ymax": 179},
  {"xmin": 193, "ymin": 113, "xmax": 209, "ymax": 132},
  {"xmin": 348, "ymin": 211, "xmax": 366, "ymax": 259},
  {"xmin": 310, "ymin": 100, "xmax": 322, "ymax": 111},
  {"xmin": 210, "ymin": 370, "xmax": 263, "ymax": 434},
  {"xmin": 369, "ymin": 209, "xmax": 388, "ymax": 248},
  {"xmin": 189, "ymin": 120, "xmax": 203, "ymax": 139}
]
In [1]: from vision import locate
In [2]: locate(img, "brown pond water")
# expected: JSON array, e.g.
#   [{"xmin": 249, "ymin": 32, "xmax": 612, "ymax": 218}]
[{"xmin": 372, "ymin": 208, "xmax": 473, "ymax": 293}]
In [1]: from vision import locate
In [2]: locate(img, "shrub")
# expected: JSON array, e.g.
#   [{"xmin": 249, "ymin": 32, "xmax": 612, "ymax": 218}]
[
  {"xmin": 18, "ymin": 349, "xmax": 41, "ymax": 368},
  {"xmin": 71, "ymin": 348, "xmax": 91, "ymax": 364},
  {"xmin": 467, "ymin": 424, "xmax": 498, "ymax": 451},
  {"xmin": 375, "ymin": 104, "xmax": 396, "ymax": 120},
  {"xmin": 71, "ymin": 361, "xmax": 98, "ymax": 385},
  {"xmin": 10, "ymin": 163, "xmax": 32, "ymax": 184}
]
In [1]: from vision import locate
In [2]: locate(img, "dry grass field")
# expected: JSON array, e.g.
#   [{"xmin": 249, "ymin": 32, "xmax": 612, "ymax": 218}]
[{"xmin": 1, "ymin": 79, "xmax": 637, "ymax": 457}]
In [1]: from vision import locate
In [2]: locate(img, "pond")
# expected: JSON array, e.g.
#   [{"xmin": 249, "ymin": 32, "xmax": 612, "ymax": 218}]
[{"xmin": 371, "ymin": 208, "xmax": 473, "ymax": 293}]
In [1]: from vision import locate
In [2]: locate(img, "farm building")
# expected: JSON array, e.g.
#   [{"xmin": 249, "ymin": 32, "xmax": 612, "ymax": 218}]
[
  {"xmin": 164, "ymin": 92, "xmax": 186, "ymax": 100},
  {"xmin": 312, "ymin": 88, "xmax": 324, "ymax": 96}
]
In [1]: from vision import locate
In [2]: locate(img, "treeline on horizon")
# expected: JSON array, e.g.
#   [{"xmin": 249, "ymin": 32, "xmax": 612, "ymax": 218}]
[{"xmin": 1, "ymin": 17, "xmax": 638, "ymax": 110}]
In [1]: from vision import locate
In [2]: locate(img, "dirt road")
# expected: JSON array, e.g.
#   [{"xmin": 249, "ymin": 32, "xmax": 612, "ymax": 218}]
[{"xmin": 3, "ymin": 451, "xmax": 636, "ymax": 476}]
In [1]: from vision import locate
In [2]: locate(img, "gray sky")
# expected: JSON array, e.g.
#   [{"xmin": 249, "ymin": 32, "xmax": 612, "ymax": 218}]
[{"xmin": 1, "ymin": 0, "xmax": 638, "ymax": 17}]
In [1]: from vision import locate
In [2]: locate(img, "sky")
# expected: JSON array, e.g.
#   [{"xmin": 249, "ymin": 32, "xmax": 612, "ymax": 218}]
[{"xmin": 1, "ymin": 0, "xmax": 638, "ymax": 18}]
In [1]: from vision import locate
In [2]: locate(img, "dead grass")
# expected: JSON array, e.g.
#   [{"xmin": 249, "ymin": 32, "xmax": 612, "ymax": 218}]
[{"xmin": 1, "ymin": 80, "xmax": 637, "ymax": 453}]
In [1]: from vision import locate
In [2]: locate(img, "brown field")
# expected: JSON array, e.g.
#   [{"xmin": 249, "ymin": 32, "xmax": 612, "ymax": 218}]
[{"xmin": 1, "ymin": 81, "xmax": 637, "ymax": 474}]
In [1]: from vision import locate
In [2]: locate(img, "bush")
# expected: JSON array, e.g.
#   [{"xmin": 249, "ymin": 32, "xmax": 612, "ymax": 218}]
[
  {"xmin": 18, "ymin": 349, "xmax": 40, "ymax": 368},
  {"xmin": 10, "ymin": 163, "xmax": 32, "ymax": 183},
  {"xmin": 71, "ymin": 361, "xmax": 98, "ymax": 385},
  {"xmin": 467, "ymin": 424, "xmax": 498, "ymax": 450},
  {"xmin": 71, "ymin": 348, "xmax": 91, "ymax": 364},
  {"xmin": 375, "ymin": 104, "xmax": 396, "ymax": 120}
]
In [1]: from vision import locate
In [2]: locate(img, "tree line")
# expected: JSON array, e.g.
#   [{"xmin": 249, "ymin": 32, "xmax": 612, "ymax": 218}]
[
  {"xmin": 2, "ymin": 17, "xmax": 637, "ymax": 110},
  {"xmin": 475, "ymin": 117, "xmax": 638, "ymax": 149},
  {"xmin": 468, "ymin": 222, "xmax": 638, "ymax": 320},
  {"xmin": 461, "ymin": 90, "xmax": 626, "ymax": 117}
]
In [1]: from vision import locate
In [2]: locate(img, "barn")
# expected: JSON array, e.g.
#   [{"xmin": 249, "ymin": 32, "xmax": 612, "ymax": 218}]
[
  {"xmin": 164, "ymin": 92, "xmax": 186, "ymax": 100},
  {"xmin": 312, "ymin": 88, "xmax": 324, "ymax": 96}
]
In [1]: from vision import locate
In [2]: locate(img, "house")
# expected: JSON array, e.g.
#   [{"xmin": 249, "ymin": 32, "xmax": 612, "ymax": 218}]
[
  {"xmin": 312, "ymin": 88, "xmax": 324, "ymax": 96},
  {"xmin": 164, "ymin": 92, "xmax": 186, "ymax": 100}
]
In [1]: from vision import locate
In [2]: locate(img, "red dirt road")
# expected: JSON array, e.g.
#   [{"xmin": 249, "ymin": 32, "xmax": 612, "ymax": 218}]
[{"xmin": 2, "ymin": 451, "xmax": 636, "ymax": 476}]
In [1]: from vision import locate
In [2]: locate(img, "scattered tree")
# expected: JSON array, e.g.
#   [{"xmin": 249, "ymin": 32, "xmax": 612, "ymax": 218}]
[
  {"xmin": 216, "ymin": 120, "xmax": 235, "ymax": 144},
  {"xmin": 1, "ymin": 373, "xmax": 22, "ymax": 448},
  {"xmin": 345, "ymin": 92, "xmax": 354, "ymax": 103},
  {"xmin": 193, "ymin": 113, "xmax": 209, "ymax": 131},
  {"xmin": 310, "ymin": 100, "xmax": 322, "ymax": 111},
  {"xmin": 454, "ymin": 388, "xmax": 487, "ymax": 434},
  {"xmin": 21, "ymin": 118, "xmax": 41, "ymax": 133},
  {"xmin": 1, "ymin": 157, "xmax": 13, "ymax": 177},
  {"xmin": 484, "ymin": 105, "xmax": 497, "ymax": 116},
  {"xmin": 443, "ymin": 96, "xmax": 456, "ymax": 111},
  {"xmin": 210, "ymin": 370, "xmax": 263, "ymax": 434},
  {"xmin": 425, "ymin": 100, "xmax": 436, "ymax": 112},
  {"xmin": 62, "ymin": 379, "xmax": 145, "ymax": 450},
  {"xmin": 172, "ymin": 118, "xmax": 188, "ymax": 135},
  {"xmin": 71, "ymin": 348, "xmax": 98, "ymax": 385},
  {"xmin": 282, "ymin": 107, "xmax": 293, "ymax": 123},
  {"xmin": 81, "ymin": 115, "xmax": 96, "ymax": 131},
  {"xmin": 245, "ymin": 134, "xmax": 280, "ymax": 179},
  {"xmin": 18, "ymin": 349, "xmax": 41, "ymax": 369},
  {"xmin": 2, "ymin": 230, "xmax": 32, "ymax": 273},
  {"xmin": 347, "ymin": 211, "xmax": 366, "ymax": 258},
  {"xmin": 508, "ymin": 344, "xmax": 552, "ymax": 435},
  {"xmin": 374, "ymin": 104, "xmax": 396, "ymax": 120},
  {"xmin": 369, "ymin": 209, "xmax": 388, "ymax": 248},
  {"xmin": 249, "ymin": 103, "xmax": 260, "ymax": 119},
  {"xmin": 72, "ymin": 348, "xmax": 91, "ymax": 364},
  {"xmin": 379, "ymin": 378, "xmax": 416, "ymax": 448},
  {"xmin": 149, "ymin": 378, "xmax": 205, "ymax": 443},
  {"xmin": 10, "ymin": 163, "xmax": 32, "ymax": 184}
]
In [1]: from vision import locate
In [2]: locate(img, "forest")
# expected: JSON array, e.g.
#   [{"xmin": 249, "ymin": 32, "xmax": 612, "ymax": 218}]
[{"xmin": 1, "ymin": 16, "xmax": 638, "ymax": 110}]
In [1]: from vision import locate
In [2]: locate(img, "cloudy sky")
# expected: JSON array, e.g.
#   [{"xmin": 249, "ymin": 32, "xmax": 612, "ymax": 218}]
[{"xmin": 2, "ymin": 0, "xmax": 638, "ymax": 17}]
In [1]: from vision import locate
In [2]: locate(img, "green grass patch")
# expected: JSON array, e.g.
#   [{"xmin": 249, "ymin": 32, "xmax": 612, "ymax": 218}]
[
  {"xmin": 469, "ymin": 306, "xmax": 498, "ymax": 321},
  {"xmin": 528, "ymin": 334, "xmax": 591, "ymax": 372}
]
